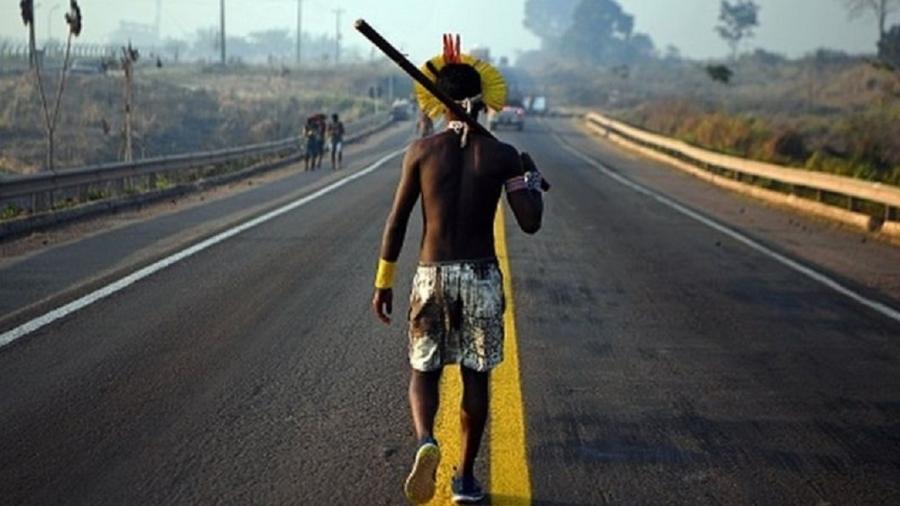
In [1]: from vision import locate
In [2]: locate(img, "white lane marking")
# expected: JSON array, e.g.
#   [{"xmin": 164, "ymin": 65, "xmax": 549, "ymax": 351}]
[
  {"xmin": 560, "ymin": 141, "xmax": 900, "ymax": 325},
  {"xmin": 0, "ymin": 149, "xmax": 405, "ymax": 349}
]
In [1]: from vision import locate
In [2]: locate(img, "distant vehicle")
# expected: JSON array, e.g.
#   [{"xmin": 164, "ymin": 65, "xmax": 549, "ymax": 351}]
[
  {"xmin": 489, "ymin": 105, "xmax": 525, "ymax": 131},
  {"xmin": 522, "ymin": 96, "xmax": 533, "ymax": 111},
  {"xmin": 530, "ymin": 96, "xmax": 547, "ymax": 116},
  {"xmin": 391, "ymin": 99, "xmax": 412, "ymax": 121},
  {"xmin": 507, "ymin": 98, "xmax": 525, "ymax": 109}
]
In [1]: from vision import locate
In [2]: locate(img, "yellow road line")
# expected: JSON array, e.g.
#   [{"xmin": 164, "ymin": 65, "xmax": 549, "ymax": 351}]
[
  {"xmin": 490, "ymin": 204, "xmax": 532, "ymax": 505},
  {"xmin": 429, "ymin": 366, "xmax": 462, "ymax": 505},
  {"xmin": 426, "ymin": 204, "xmax": 531, "ymax": 505}
]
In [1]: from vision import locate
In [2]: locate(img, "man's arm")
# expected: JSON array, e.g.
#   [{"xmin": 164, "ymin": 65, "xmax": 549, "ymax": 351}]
[
  {"xmin": 505, "ymin": 151, "xmax": 543, "ymax": 235},
  {"xmin": 379, "ymin": 147, "xmax": 421, "ymax": 261},
  {"xmin": 372, "ymin": 146, "xmax": 421, "ymax": 324}
]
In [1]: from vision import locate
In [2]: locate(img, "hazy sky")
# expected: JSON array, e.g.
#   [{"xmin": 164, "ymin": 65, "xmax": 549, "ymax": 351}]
[{"xmin": 0, "ymin": 0, "xmax": 893, "ymax": 62}]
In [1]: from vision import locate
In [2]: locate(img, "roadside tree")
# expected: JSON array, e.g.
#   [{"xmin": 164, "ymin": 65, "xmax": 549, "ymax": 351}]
[
  {"xmin": 879, "ymin": 24, "xmax": 900, "ymax": 67},
  {"xmin": 557, "ymin": 0, "xmax": 655, "ymax": 66},
  {"xmin": 523, "ymin": 0, "xmax": 580, "ymax": 50},
  {"xmin": 841, "ymin": 0, "xmax": 900, "ymax": 40},
  {"xmin": 21, "ymin": 0, "xmax": 82, "ymax": 172},
  {"xmin": 716, "ymin": 0, "xmax": 760, "ymax": 61}
]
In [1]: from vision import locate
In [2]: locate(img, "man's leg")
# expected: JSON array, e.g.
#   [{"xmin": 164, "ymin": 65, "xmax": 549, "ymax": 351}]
[
  {"xmin": 405, "ymin": 368, "xmax": 443, "ymax": 503},
  {"xmin": 409, "ymin": 368, "xmax": 442, "ymax": 440},
  {"xmin": 458, "ymin": 366, "xmax": 489, "ymax": 479}
]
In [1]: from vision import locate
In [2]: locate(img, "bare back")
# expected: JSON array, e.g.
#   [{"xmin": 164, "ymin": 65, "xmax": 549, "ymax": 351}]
[
  {"xmin": 412, "ymin": 131, "xmax": 519, "ymax": 261},
  {"xmin": 378, "ymin": 126, "xmax": 541, "ymax": 273}
]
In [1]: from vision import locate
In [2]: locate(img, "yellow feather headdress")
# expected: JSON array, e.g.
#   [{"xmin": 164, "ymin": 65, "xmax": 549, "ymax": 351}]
[{"xmin": 414, "ymin": 34, "xmax": 508, "ymax": 119}]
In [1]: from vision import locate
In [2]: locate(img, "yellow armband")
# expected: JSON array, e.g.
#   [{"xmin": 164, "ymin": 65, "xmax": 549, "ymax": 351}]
[{"xmin": 374, "ymin": 259, "xmax": 396, "ymax": 289}]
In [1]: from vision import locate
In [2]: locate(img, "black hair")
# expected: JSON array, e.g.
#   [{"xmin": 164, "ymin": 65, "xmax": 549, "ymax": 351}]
[
  {"xmin": 332, "ymin": 113, "xmax": 339, "ymax": 121},
  {"xmin": 435, "ymin": 63, "xmax": 482, "ymax": 101}
]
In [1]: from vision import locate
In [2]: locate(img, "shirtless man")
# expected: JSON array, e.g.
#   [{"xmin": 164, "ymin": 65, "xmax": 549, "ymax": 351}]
[
  {"xmin": 328, "ymin": 113, "xmax": 345, "ymax": 170},
  {"xmin": 372, "ymin": 62, "xmax": 544, "ymax": 504},
  {"xmin": 303, "ymin": 116, "xmax": 322, "ymax": 171}
]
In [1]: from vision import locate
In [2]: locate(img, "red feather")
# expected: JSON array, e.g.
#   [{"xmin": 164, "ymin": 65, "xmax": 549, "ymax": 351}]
[
  {"xmin": 443, "ymin": 34, "xmax": 451, "ymax": 63},
  {"xmin": 442, "ymin": 33, "xmax": 462, "ymax": 63}
]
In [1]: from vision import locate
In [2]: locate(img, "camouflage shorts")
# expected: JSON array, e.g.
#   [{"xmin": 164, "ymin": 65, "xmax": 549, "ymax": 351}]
[{"xmin": 408, "ymin": 259, "xmax": 505, "ymax": 373}]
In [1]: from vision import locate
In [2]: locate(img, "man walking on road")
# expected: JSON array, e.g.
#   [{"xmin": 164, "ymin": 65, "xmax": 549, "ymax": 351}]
[
  {"xmin": 303, "ymin": 115, "xmax": 323, "ymax": 171},
  {"xmin": 372, "ymin": 36, "xmax": 544, "ymax": 504},
  {"xmin": 328, "ymin": 113, "xmax": 345, "ymax": 170}
]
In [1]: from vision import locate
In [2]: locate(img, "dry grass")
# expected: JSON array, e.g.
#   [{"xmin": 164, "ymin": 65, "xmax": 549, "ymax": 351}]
[
  {"xmin": 0, "ymin": 62, "xmax": 405, "ymax": 174},
  {"xmin": 527, "ymin": 51, "xmax": 900, "ymax": 185}
]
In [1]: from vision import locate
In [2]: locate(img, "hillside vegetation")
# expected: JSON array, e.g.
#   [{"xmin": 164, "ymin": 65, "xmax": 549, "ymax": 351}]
[
  {"xmin": 518, "ymin": 0, "xmax": 900, "ymax": 186},
  {"xmin": 0, "ymin": 63, "xmax": 404, "ymax": 176},
  {"xmin": 527, "ymin": 49, "xmax": 900, "ymax": 186},
  {"xmin": 531, "ymin": 52, "xmax": 900, "ymax": 185}
]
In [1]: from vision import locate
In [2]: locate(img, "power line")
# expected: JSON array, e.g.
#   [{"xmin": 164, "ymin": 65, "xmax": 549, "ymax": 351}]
[{"xmin": 219, "ymin": 0, "xmax": 226, "ymax": 65}]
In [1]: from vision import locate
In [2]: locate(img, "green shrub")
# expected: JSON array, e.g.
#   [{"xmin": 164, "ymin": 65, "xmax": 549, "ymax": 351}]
[
  {"xmin": 86, "ymin": 188, "xmax": 107, "ymax": 201},
  {"xmin": 616, "ymin": 101, "xmax": 898, "ymax": 186},
  {"xmin": 805, "ymin": 150, "xmax": 882, "ymax": 181},
  {"xmin": 763, "ymin": 129, "xmax": 808, "ymax": 163},
  {"xmin": 1, "ymin": 204, "xmax": 23, "ymax": 221},
  {"xmin": 891, "ymin": 166, "xmax": 900, "ymax": 186}
]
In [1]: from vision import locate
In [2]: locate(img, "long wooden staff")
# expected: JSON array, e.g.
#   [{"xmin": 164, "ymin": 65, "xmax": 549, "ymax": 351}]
[{"xmin": 354, "ymin": 19, "xmax": 550, "ymax": 191}]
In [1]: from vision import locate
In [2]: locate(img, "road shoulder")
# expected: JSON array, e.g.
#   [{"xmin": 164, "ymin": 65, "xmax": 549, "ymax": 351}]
[
  {"xmin": 0, "ymin": 123, "xmax": 412, "ymax": 334},
  {"xmin": 552, "ymin": 117, "xmax": 900, "ymax": 304}
]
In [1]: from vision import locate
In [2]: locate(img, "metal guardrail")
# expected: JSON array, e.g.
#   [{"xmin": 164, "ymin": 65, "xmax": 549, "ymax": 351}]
[
  {"xmin": 585, "ymin": 112, "xmax": 900, "ymax": 222},
  {"xmin": 0, "ymin": 112, "xmax": 393, "ymax": 214}
]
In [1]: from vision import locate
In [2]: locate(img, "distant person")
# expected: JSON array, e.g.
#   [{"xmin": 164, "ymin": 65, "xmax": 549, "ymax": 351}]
[
  {"xmin": 328, "ymin": 113, "xmax": 345, "ymax": 170},
  {"xmin": 372, "ymin": 36, "xmax": 544, "ymax": 504},
  {"xmin": 303, "ymin": 116, "xmax": 321, "ymax": 171},
  {"xmin": 314, "ymin": 114, "xmax": 327, "ymax": 169},
  {"xmin": 304, "ymin": 114, "xmax": 327, "ymax": 170}
]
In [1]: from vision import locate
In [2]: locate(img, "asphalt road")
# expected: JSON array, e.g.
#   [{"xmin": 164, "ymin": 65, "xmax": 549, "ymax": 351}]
[{"xmin": 1, "ymin": 118, "xmax": 899, "ymax": 505}]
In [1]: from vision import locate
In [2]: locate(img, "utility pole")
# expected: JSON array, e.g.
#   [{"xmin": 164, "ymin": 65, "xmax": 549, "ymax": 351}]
[
  {"xmin": 332, "ymin": 7, "xmax": 344, "ymax": 65},
  {"xmin": 155, "ymin": 0, "xmax": 162, "ymax": 41},
  {"xmin": 121, "ymin": 44, "xmax": 139, "ymax": 163},
  {"xmin": 219, "ymin": 0, "xmax": 226, "ymax": 65},
  {"xmin": 296, "ymin": 0, "xmax": 303, "ymax": 66}
]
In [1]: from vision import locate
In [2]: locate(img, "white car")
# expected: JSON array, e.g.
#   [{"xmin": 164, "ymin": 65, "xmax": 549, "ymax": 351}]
[{"xmin": 489, "ymin": 106, "xmax": 525, "ymax": 131}]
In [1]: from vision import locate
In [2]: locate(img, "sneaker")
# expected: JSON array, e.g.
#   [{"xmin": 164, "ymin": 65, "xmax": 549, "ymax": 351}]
[
  {"xmin": 404, "ymin": 438, "xmax": 441, "ymax": 504},
  {"xmin": 451, "ymin": 475, "xmax": 485, "ymax": 504}
]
